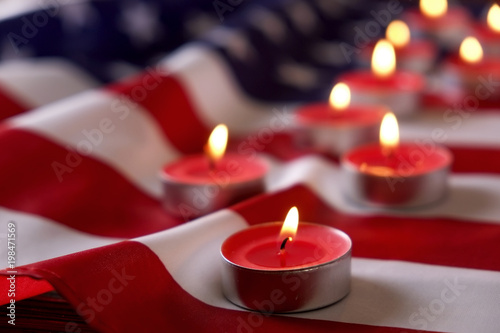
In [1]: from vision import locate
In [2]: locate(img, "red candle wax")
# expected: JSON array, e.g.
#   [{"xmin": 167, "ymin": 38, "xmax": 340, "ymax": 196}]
[
  {"xmin": 344, "ymin": 143, "xmax": 451, "ymax": 175},
  {"xmin": 295, "ymin": 103, "xmax": 385, "ymax": 155},
  {"xmin": 160, "ymin": 153, "xmax": 267, "ymax": 219},
  {"xmin": 222, "ymin": 222, "xmax": 351, "ymax": 270},
  {"xmin": 162, "ymin": 154, "xmax": 266, "ymax": 184},
  {"xmin": 296, "ymin": 104, "xmax": 384, "ymax": 126},
  {"xmin": 341, "ymin": 143, "xmax": 452, "ymax": 207},
  {"xmin": 220, "ymin": 222, "xmax": 352, "ymax": 312},
  {"xmin": 338, "ymin": 70, "xmax": 424, "ymax": 117},
  {"xmin": 340, "ymin": 70, "xmax": 424, "ymax": 93}
]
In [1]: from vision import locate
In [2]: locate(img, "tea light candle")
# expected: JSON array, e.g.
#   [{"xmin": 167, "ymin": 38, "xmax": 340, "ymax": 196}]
[
  {"xmin": 221, "ymin": 207, "xmax": 351, "ymax": 313},
  {"xmin": 403, "ymin": 0, "xmax": 472, "ymax": 51},
  {"xmin": 339, "ymin": 39, "xmax": 425, "ymax": 117},
  {"xmin": 341, "ymin": 113, "xmax": 452, "ymax": 207},
  {"xmin": 442, "ymin": 36, "xmax": 500, "ymax": 98},
  {"xmin": 295, "ymin": 82, "xmax": 385, "ymax": 155},
  {"xmin": 161, "ymin": 124, "xmax": 268, "ymax": 220},
  {"xmin": 475, "ymin": 4, "xmax": 500, "ymax": 57},
  {"xmin": 358, "ymin": 20, "xmax": 438, "ymax": 73},
  {"xmin": 386, "ymin": 20, "xmax": 437, "ymax": 73}
]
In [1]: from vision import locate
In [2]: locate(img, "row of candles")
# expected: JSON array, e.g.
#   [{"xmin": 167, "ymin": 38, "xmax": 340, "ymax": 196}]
[{"xmin": 160, "ymin": 0, "xmax": 496, "ymax": 314}]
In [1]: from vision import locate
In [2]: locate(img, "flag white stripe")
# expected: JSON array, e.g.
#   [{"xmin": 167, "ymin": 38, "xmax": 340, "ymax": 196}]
[
  {"xmin": 136, "ymin": 209, "xmax": 247, "ymax": 306},
  {"xmin": 0, "ymin": 0, "xmax": 48, "ymax": 21},
  {"xmin": 400, "ymin": 112, "xmax": 500, "ymax": 148},
  {"xmin": 0, "ymin": 59, "xmax": 99, "ymax": 108},
  {"xmin": 159, "ymin": 45, "xmax": 284, "ymax": 135},
  {"xmin": 295, "ymin": 258, "xmax": 500, "ymax": 333},
  {"xmin": 0, "ymin": 207, "xmax": 123, "ymax": 268},
  {"xmin": 8, "ymin": 89, "xmax": 180, "ymax": 198},
  {"xmin": 0, "ymin": 0, "xmax": 91, "ymax": 21},
  {"xmin": 137, "ymin": 209, "xmax": 500, "ymax": 333}
]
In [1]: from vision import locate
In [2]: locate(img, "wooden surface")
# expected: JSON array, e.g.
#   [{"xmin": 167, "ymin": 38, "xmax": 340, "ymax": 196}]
[{"xmin": 0, "ymin": 291, "xmax": 96, "ymax": 332}]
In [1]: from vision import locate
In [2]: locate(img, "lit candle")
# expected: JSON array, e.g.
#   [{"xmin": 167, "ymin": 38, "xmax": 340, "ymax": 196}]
[
  {"xmin": 358, "ymin": 20, "xmax": 437, "ymax": 73},
  {"xmin": 221, "ymin": 207, "xmax": 351, "ymax": 313},
  {"xmin": 402, "ymin": 0, "xmax": 472, "ymax": 50},
  {"xmin": 420, "ymin": 0, "xmax": 447, "ymax": 19},
  {"xmin": 294, "ymin": 82, "xmax": 386, "ymax": 155},
  {"xmin": 487, "ymin": 3, "xmax": 500, "ymax": 33},
  {"xmin": 339, "ymin": 39, "xmax": 424, "ymax": 117},
  {"xmin": 442, "ymin": 36, "xmax": 500, "ymax": 99},
  {"xmin": 341, "ymin": 112, "xmax": 452, "ymax": 207},
  {"xmin": 386, "ymin": 20, "xmax": 437, "ymax": 73},
  {"xmin": 462, "ymin": 37, "xmax": 483, "ymax": 61},
  {"xmin": 386, "ymin": 20, "xmax": 411, "ymax": 49},
  {"xmin": 160, "ymin": 124, "xmax": 268, "ymax": 220},
  {"xmin": 475, "ymin": 4, "xmax": 500, "ymax": 57}
]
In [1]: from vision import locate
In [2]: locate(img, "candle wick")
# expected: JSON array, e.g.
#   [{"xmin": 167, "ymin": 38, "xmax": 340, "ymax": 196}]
[
  {"xmin": 208, "ymin": 157, "xmax": 216, "ymax": 171},
  {"xmin": 279, "ymin": 237, "xmax": 292, "ymax": 267},
  {"xmin": 280, "ymin": 237, "xmax": 292, "ymax": 251},
  {"xmin": 382, "ymin": 146, "xmax": 394, "ymax": 159},
  {"xmin": 204, "ymin": 144, "xmax": 217, "ymax": 171},
  {"xmin": 382, "ymin": 147, "xmax": 398, "ymax": 170}
]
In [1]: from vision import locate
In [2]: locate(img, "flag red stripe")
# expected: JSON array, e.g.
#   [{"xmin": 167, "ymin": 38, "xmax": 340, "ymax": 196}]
[
  {"xmin": 422, "ymin": 92, "xmax": 500, "ymax": 112},
  {"xmin": 449, "ymin": 146, "xmax": 500, "ymax": 174},
  {"xmin": 5, "ymin": 241, "xmax": 441, "ymax": 333},
  {"xmin": 107, "ymin": 73, "xmax": 211, "ymax": 155},
  {"xmin": 0, "ymin": 85, "xmax": 28, "ymax": 121},
  {"xmin": 232, "ymin": 185, "xmax": 500, "ymax": 272},
  {"xmin": 0, "ymin": 128, "xmax": 182, "ymax": 238}
]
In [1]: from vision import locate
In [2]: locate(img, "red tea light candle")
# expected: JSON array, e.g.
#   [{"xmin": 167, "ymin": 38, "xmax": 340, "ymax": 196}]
[
  {"xmin": 386, "ymin": 20, "xmax": 437, "ymax": 73},
  {"xmin": 403, "ymin": 0, "xmax": 472, "ymax": 50},
  {"xmin": 475, "ymin": 4, "xmax": 500, "ymax": 57},
  {"xmin": 341, "ymin": 113, "xmax": 452, "ymax": 207},
  {"xmin": 443, "ymin": 36, "xmax": 500, "ymax": 95},
  {"xmin": 160, "ymin": 124, "xmax": 268, "ymax": 220},
  {"xmin": 221, "ymin": 207, "xmax": 351, "ymax": 313},
  {"xmin": 295, "ymin": 82, "xmax": 385, "ymax": 155},
  {"xmin": 339, "ymin": 39, "xmax": 425, "ymax": 117},
  {"xmin": 358, "ymin": 20, "xmax": 438, "ymax": 73}
]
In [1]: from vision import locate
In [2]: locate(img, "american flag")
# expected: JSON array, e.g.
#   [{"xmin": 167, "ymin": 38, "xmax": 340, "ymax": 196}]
[{"xmin": 0, "ymin": 0, "xmax": 499, "ymax": 332}]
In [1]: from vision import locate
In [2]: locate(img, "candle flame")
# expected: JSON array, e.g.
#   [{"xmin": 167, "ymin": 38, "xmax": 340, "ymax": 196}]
[
  {"xmin": 380, "ymin": 112, "xmax": 399, "ymax": 156},
  {"xmin": 386, "ymin": 20, "xmax": 411, "ymax": 49},
  {"xmin": 329, "ymin": 82, "xmax": 350, "ymax": 111},
  {"xmin": 487, "ymin": 4, "xmax": 500, "ymax": 33},
  {"xmin": 205, "ymin": 124, "xmax": 228, "ymax": 164},
  {"xmin": 279, "ymin": 206, "xmax": 299, "ymax": 242},
  {"xmin": 371, "ymin": 39, "xmax": 396, "ymax": 79},
  {"xmin": 459, "ymin": 37, "xmax": 483, "ymax": 64},
  {"xmin": 420, "ymin": 0, "xmax": 447, "ymax": 19}
]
